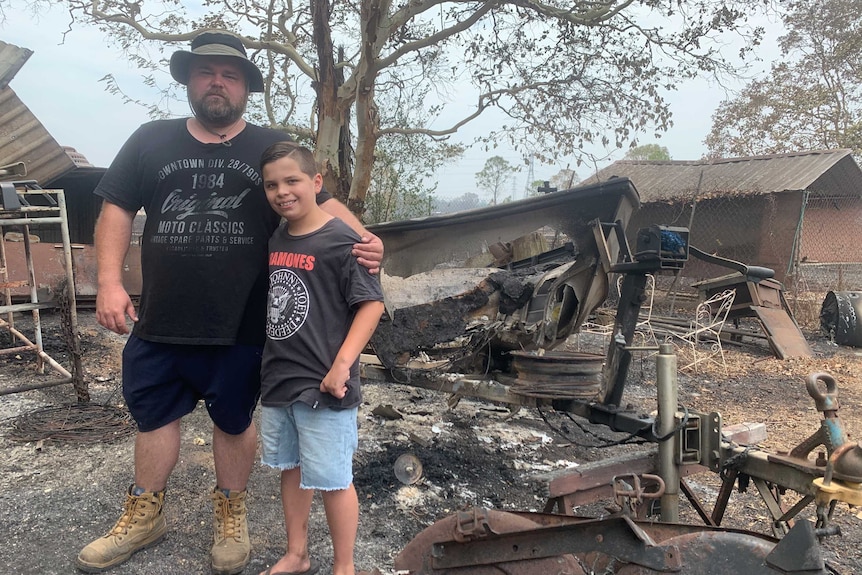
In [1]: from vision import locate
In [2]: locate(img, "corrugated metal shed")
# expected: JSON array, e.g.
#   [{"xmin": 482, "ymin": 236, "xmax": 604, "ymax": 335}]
[
  {"xmin": 0, "ymin": 39, "xmax": 32, "ymax": 89},
  {"xmin": 0, "ymin": 40, "xmax": 75, "ymax": 185},
  {"xmin": 585, "ymin": 149, "xmax": 862, "ymax": 202}
]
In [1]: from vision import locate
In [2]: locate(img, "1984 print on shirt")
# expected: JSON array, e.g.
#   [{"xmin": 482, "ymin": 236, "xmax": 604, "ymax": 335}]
[{"xmin": 152, "ymin": 158, "xmax": 262, "ymax": 252}]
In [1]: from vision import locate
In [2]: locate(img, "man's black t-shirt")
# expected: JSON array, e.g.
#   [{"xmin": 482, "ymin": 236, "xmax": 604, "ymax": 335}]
[{"xmin": 94, "ymin": 119, "xmax": 331, "ymax": 345}]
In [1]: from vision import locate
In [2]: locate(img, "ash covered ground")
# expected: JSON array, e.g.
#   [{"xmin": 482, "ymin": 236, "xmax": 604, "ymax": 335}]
[{"xmin": 1, "ymin": 311, "xmax": 861, "ymax": 574}]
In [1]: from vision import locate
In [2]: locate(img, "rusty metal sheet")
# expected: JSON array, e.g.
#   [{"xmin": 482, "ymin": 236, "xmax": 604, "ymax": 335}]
[
  {"xmin": 0, "ymin": 242, "xmax": 141, "ymax": 299},
  {"xmin": 754, "ymin": 306, "xmax": 813, "ymax": 359},
  {"xmin": 584, "ymin": 150, "xmax": 862, "ymax": 202},
  {"xmin": 0, "ymin": 87, "xmax": 76, "ymax": 185},
  {"xmin": 396, "ymin": 509, "xmax": 839, "ymax": 574}
]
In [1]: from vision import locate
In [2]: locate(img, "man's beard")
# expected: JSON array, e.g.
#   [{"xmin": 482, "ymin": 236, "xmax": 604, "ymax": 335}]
[{"xmin": 190, "ymin": 91, "xmax": 246, "ymax": 127}]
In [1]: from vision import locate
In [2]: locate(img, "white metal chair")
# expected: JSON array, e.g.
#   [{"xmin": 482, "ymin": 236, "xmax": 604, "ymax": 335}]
[{"xmin": 675, "ymin": 288, "xmax": 736, "ymax": 375}]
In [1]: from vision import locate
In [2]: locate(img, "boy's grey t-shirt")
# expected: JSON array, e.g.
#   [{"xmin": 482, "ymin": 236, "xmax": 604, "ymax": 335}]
[{"xmin": 260, "ymin": 217, "xmax": 384, "ymax": 409}]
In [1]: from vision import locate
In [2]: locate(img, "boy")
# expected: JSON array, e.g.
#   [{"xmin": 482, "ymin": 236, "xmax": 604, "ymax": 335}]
[{"xmin": 257, "ymin": 142, "xmax": 384, "ymax": 575}]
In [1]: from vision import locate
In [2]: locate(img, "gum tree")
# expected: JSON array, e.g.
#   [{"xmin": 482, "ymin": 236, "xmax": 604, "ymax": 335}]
[
  {"xmin": 706, "ymin": 0, "xmax": 862, "ymax": 157},
  {"xmin": 31, "ymin": 0, "xmax": 771, "ymax": 214},
  {"xmin": 624, "ymin": 144, "xmax": 672, "ymax": 161},
  {"xmin": 476, "ymin": 155, "xmax": 518, "ymax": 205}
]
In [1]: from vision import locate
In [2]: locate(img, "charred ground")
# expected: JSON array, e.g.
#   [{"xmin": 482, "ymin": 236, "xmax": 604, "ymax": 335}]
[{"xmin": 0, "ymin": 310, "xmax": 861, "ymax": 574}]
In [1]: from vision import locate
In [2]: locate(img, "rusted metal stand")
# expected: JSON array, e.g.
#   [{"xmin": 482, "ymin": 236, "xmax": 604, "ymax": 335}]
[
  {"xmin": 692, "ymin": 272, "xmax": 812, "ymax": 359},
  {"xmin": 0, "ymin": 185, "xmax": 81, "ymax": 397}
]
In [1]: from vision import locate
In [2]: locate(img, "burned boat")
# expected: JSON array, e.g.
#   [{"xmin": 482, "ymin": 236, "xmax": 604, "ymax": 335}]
[{"xmin": 368, "ymin": 177, "xmax": 640, "ymax": 375}]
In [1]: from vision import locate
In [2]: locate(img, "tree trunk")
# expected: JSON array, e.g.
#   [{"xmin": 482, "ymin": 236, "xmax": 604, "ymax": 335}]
[
  {"xmin": 312, "ymin": 0, "xmax": 352, "ymax": 205},
  {"xmin": 348, "ymin": 0, "xmax": 387, "ymax": 217},
  {"xmin": 351, "ymin": 79, "xmax": 377, "ymax": 217}
]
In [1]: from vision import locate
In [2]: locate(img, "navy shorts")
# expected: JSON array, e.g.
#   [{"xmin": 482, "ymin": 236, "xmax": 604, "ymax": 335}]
[{"xmin": 122, "ymin": 335, "xmax": 262, "ymax": 434}]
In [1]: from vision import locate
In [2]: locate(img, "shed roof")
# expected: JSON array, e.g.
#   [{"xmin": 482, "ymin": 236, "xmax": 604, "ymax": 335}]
[
  {"xmin": 0, "ymin": 40, "xmax": 32, "ymax": 89},
  {"xmin": 584, "ymin": 149, "xmax": 862, "ymax": 202},
  {"xmin": 0, "ymin": 41, "xmax": 75, "ymax": 185}
]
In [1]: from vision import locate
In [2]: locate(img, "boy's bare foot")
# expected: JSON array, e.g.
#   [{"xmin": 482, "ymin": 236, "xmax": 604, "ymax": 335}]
[{"xmin": 259, "ymin": 556, "xmax": 319, "ymax": 575}]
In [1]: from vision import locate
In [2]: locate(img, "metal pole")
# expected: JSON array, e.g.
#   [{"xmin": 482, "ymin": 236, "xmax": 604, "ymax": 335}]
[
  {"xmin": 56, "ymin": 190, "xmax": 86, "ymax": 401},
  {"xmin": 56, "ymin": 192, "xmax": 79, "ymax": 338},
  {"xmin": 21, "ymin": 222, "xmax": 44, "ymax": 374},
  {"xmin": 656, "ymin": 342, "xmax": 680, "ymax": 521},
  {"xmin": 0, "ymin": 231, "xmax": 11, "ymax": 326}
]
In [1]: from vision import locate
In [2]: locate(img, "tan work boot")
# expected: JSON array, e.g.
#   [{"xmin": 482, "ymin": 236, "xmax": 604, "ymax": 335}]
[
  {"xmin": 211, "ymin": 488, "xmax": 251, "ymax": 575},
  {"xmin": 76, "ymin": 485, "xmax": 167, "ymax": 573}
]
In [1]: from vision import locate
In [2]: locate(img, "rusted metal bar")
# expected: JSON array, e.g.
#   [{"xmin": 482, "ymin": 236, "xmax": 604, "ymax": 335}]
[
  {"xmin": 0, "ymin": 228, "xmax": 12, "ymax": 328},
  {"xmin": 753, "ymin": 477, "xmax": 793, "ymax": 535},
  {"xmin": 36, "ymin": 349, "xmax": 72, "ymax": 379},
  {"xmin": 711, "ymin": 468, "xmax": 738, "ymax": 525},
  {"xmin": 0, "ymin": 343, "xmax": 36, "ymax": 355},
  {"xmin": 430, "ymin": 516, "xmax": 683, "ymax": 571},
  {"xmin": 732, "ymin": 448, "xmax": 824, "ymax": 495},
  {"xmin": 0, "ymin": 315, "xmax": 36, "ymax": 347},
  {"xmin": 0, "ymin": 215, "xmax": 64, "ymax": 225},
  {"xmin": 0, "ymin": 377, "xmax": 73, "ymax": 396},
  {"xmin": 361, "ymin": 365, "xmax": 539, "ymax": 407},
  {"xmin": 21, "ymin": 222, "xmax": 44, "ymax": 373},
  {"xmin": 778, "ymin": 495, "xmax": 815, "ymax": 524},
  {"xmin": 538, "ymin": 449, "xmax": 707, "ymax": 515},
  {"xmin": 652, "ymin": 316, "xmax": 769, "ymax": 341},
  {"xmin": 0, "ymin": 302, "xmax": 55, "ymax": 313},
  {"xmin": 599, "ymin": 270, "xmax": 648, "ymax": 406},
  {"xmin": 56, "ymin": 191, "xmax": 84, "ymax": 398}
]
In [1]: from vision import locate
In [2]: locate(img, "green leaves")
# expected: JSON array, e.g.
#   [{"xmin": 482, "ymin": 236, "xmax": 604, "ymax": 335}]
[
  {"xmin": 475, "ymin": 155, "xmax": 519, "ymax": 205},
  {"xmin": 707, "ymin": 0, "xmax": 862, "ymax": 157}
]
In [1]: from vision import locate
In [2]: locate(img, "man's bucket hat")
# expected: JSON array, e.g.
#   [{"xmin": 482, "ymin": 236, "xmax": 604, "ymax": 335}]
[{"xmin": 170, "ymin": 32, "xmax": 264, "ymax": 93}]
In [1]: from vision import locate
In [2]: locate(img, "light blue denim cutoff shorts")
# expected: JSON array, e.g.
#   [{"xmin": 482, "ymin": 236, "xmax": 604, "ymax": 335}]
[{"xmin": 260, "ymin": 402, "xmax": 358, "ymax": 491}]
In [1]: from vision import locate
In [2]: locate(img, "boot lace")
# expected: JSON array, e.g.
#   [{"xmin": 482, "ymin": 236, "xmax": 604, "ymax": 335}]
[
  {"xmin": 214, "ymin": 494, "xmax": 246, "ymax": 542},
  {"xmin": 108, "ymin": 495, "xmax": 151, "ymax": 539}
]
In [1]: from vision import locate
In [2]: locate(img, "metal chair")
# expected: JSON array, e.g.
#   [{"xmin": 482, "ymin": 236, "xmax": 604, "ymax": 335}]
[{"xmin": 675, "ymin": 288, "xmax": 736, "ymax": 375}]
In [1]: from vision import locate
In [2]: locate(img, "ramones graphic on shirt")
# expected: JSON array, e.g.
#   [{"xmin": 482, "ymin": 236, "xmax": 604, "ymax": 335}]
[{"xmin": 266, "ymin": 268, "xmax": 310, "ymax": 340}]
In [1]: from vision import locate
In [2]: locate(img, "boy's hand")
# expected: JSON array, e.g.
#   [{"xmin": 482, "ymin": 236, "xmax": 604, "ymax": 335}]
[{"xmin": 321, "ymin": 366, "xmax": 350, "ymax": 399}]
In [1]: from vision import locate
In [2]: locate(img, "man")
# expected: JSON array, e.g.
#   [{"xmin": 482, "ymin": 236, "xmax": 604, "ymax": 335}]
[{"xmin": 76, "ymin": 32, "xmax": 383, "ymax": 575}]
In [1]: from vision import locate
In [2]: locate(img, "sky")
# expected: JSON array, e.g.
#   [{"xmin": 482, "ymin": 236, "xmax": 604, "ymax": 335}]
[{"xmin": 2, "ymin": 6, "xmax": 784, "ymax": 199}]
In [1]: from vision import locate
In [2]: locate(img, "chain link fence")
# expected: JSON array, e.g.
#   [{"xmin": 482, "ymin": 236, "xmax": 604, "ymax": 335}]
[
  {"xmin": 787, "ymin": 191, "xmax": 862, "ymax": 329},
  {"xmin": 621, "ymin": 185, "xmax": 862, "ymax": 330}
]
